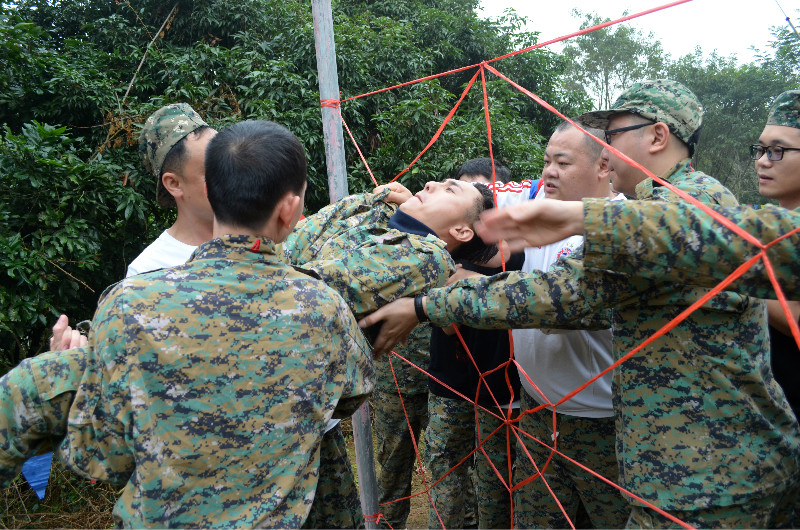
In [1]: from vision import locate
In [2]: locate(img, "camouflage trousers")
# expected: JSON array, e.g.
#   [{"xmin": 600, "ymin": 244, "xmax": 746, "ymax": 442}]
[
  {"xmin": 514, "ymin": 392, "xmax": 629, "ymax": 529},
  {"xmin": 475, "ymin": 401, "xmax": 517, "ymax": 529},
  {"xmin": 425, "ymin": 393, "xmax": 480, "ymax": 529},
  {"xmin": 372, "ymin": 389, "xmax": 429, "ymax": 529},
  {"xmin": 626, "ymin": 482, "xmax": 800, "ymax": 529},
  {"xmin": 303, "ymin": 424, "xmax": 364, "ymax": 529}
]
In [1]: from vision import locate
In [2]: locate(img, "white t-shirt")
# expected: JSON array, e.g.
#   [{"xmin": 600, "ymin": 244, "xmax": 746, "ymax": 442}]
[
  {"xmin": 492, "ymin": 181, "xmax": 624, "ymax": 418},
  {"xmin": 125, "ymin": 230, "xmax": 198, "ymax": 278}
]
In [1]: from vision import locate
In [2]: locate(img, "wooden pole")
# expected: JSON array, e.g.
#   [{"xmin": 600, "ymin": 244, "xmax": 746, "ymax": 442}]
[
  {"xmin": 311, "ymin": 1, "xmax": 379, "ymax": 528},
  {"xmin": 311, "ymin": 0, "xmax": 349, "ymax": 203}
]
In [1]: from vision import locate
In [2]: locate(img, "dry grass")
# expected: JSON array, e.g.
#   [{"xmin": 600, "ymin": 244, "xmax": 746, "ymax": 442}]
[
  {"xmin": 1, "ymin": 459, "xmax": 116, "ymax": 529},
  {"xmin": 1, "ymin": 421, "xmax": 428, "ymax": 529}
]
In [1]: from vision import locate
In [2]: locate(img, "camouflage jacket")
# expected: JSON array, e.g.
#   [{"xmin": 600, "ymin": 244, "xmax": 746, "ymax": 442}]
[
  {"xmin": 582, "ymin": 199, "xmax": 800, "ymax": 299},
  {"xmin": 35, "ymin": 235, "xmax": 372, "ymax": 528},
  {"xmin": 0, "ymin": 348, "xmax": 87, "ymax": 487},
  {"xmin": 281, "ymin": 190, "xmax": 455, "ymax": 394},
  {"xmin": 425, "ymin": 160, "xmax": 800, "ymax": 510}
]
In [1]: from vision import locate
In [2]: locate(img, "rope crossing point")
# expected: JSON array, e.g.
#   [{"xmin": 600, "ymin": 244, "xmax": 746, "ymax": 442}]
[{"xmin": 319, "ymin": 1, "xmax": 799, "ymax": 528}]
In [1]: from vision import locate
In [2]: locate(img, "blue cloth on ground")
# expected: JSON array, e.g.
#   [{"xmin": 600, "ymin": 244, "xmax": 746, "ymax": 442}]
[{"xmin": 21, "ymin": 452, "xmax": 52, "ymax": 499}]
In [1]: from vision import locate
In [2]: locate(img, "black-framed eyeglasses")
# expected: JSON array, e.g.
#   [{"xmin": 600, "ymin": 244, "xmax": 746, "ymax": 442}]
[
  {"xmin": 749, "ymin": 144, "xmax": 800, "ymax": 162},
  {"xmin": 604, "ymin": 122, "xmax": 654, "ymax": 145}
]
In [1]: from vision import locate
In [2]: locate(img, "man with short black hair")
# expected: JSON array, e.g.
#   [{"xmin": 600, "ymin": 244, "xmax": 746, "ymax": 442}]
[{"xmin": 2, "ymin": 120, "xmax": 375, "ymax": 528}]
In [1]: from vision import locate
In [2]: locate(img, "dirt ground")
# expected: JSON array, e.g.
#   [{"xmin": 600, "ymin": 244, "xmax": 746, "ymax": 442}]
[{"xmin": 341, "ymin": 417, "xmax": 430, "ymax": 529}]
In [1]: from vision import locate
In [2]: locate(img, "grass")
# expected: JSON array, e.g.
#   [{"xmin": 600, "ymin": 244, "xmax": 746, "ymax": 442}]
[
  {"xmin": 1, "ymin": 418, "xmax": 429, "ymax": 529},
  {"xmin": 1, "ymin": 460, "xmax": 117, "ymax": 529}
]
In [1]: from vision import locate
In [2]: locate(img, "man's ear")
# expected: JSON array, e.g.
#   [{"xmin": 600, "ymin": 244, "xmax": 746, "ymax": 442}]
[
  {"xmin": 597, "ymin": 152, "xmax": 611, "ymax": 179},
  {"xmin": 162, "ymin": 172, "xmax": 184, "ymax": 199},
  {"xmin": 448, "ymin": 222, "xmax": 475, "ymax": 244},
  {"xmin": 277, "ymin": 193, "xmax": 302, "ymax": 231},
  {"xmin": 649, "ymin": 122, "xmax": 671, "ymax": 154}
]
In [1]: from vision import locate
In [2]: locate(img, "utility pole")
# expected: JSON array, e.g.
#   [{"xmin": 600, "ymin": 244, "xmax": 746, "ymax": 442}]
[{"xmin": 311, "ymin": 1, "xmax": 379, "ymax": 528}]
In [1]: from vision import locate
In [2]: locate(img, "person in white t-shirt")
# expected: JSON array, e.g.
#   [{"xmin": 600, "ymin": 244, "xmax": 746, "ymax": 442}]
[
  {"xmin": 126, "ymin": 103, "xmax": 217, "ymax": 277},
  {"xmin": 50, "ymin": 103, "xmax": 216, "ymax": 345},
  {"xmin": 491, "ymin": 121, "xmax": 630, "ymax": 528}
]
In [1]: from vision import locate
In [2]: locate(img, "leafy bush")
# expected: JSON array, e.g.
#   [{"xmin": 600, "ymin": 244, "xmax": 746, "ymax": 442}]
[{"xmin": 0, "ymin": 122, "xmax": 153, "ymax": 370}]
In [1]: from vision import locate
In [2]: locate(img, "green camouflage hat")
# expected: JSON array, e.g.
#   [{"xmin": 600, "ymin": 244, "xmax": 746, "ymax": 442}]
[
  {"xmin": 578, "ymin": 79, "xmax": 703, "ymax": 150},
  {"xmin": 138, "ymin": 103, "xmax": 209, "ymax": 180},
  {"xmin": 767, "ymin": 90, "xmax": 800, "ymax": 129}
]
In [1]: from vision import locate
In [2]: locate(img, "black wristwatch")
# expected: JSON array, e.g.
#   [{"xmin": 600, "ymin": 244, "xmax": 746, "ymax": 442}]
[{"xmin": 414, "ymin": 294, "xmax": 429, "ymax": 322}]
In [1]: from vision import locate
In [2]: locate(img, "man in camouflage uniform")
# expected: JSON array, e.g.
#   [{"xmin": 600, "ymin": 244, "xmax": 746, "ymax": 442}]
[
  {"xmin": 362, "ymin": 80, "xmax": 800, "ymax": 528},
  {"xmin": 47, "ymin": 104, "xmax": 369, "ymax": 529},
  {"xmin": 280, "ymin": 177, "xmax": 497, "ymax": 529},
  {"xmin": 477, "ymin": 198, "xmax": 800, "ymax": 298},
  {"xmin": 1, "ymin": 120, "xmax": 376, "ymax": 528}
]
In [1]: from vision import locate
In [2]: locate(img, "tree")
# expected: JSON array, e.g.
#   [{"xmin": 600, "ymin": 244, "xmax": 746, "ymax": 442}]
[
  {"xmin": 561, "ymin": 9, "xmax": 667, "ymax": 109},
  {"xmin": 760, "ymin": 21, "xmax": 800, "ymax": 85},
  {"xmin": 0, "ymin": 0, "xmax": 587, "ymax": 369}
]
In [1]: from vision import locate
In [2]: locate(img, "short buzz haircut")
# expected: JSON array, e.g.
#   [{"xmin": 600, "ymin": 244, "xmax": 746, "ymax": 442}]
[
  {"xmin": 158, "ymin": 126, "xmax": 213, "ymax": 208},
  {"xmin": 455, "ymin": 157, "xmax": 512, "ymax": 184},
  {"xmin": 449, "ymin": 182, "xmax": 498, "ymax": 264},
  {"xmin": 205, "ymin": 120, "xmax": 307, "ymax": 231},
  {"xmin": 554, "ymin": 120, "xmax": 605, "ymax": 162}
]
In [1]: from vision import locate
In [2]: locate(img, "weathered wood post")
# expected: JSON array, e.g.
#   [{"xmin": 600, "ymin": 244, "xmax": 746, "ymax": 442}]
[{"xmin": 311, "ymin": 1, "xmax": 379, "ymax": 528}]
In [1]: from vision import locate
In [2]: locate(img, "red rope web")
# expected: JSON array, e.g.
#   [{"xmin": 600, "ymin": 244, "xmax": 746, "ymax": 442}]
[{"xmin": 320, "ymin": 0, "xmax": 800, "ymax": 527}]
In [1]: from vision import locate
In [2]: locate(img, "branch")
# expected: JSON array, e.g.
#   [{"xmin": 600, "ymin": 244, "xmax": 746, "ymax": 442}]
[{"xmin": 121, "ymin": 3, "xmax": 178, "ymax": 107}]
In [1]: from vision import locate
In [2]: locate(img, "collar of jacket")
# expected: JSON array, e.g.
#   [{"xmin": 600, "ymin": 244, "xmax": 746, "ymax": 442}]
[{"xmin": 387, "ymin": 209, "xmax": 437, "ymax": 238}]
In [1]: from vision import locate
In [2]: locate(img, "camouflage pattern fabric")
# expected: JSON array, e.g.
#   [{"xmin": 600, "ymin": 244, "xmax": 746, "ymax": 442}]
[
  {"xmin": 424, "ymin": 160, "xmax": 800, "ymax": 514},
  {"xmin": 0, "ymin": 347, "xmax": 88, "ymax": 487},
  {"xmin": 474, "ymin": 405, "xmax": 516, "ymax": 529},
  {"xmin": 280, "ymin": 190, "xmax": 455, "ymax": 321},
  {"xmin": 372, "ymin": 389, "xmax": 428, "ymax": 529},
  {"xmin": 57, "ymin": 235, "xmax": 374, "ymax": 528},
  {"xmin": 625, "ymin": 483, "xmax": 799, "ymax": 529},
  {"xmin": 372, "ymin": 323, "xmax": 430, "ymax": 529},
  {"xmin": 303, "ymin": 425, "xmax": 364, "ymax": 529},
  {"xmin": 767, "ymin": 90, "xmax": 800, "ymax": 129},
  {"xmin": 425, "ymin": 393, "xmax": 478, "ymax": 529},
  {"xmin": 513, "ymin": 393, "xmax": 629, "ymax": 529},
  {"xmin": 581, "ymin": 200, "xmax": 800, "ymax": 298},
  {"xmin": 375, "ymin": 323, "xmax": 431, "ymax": 395},
  {"xmin": 579, "ymin": 79, "xmax": 702, "ymax": 148},
  {"xmin": 138, "ymin": 103, "xmax": 209, "ymax": 179}
]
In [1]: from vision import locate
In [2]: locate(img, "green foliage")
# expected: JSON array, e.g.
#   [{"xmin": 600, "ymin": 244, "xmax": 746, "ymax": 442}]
[
  {"xmin": 561, "ymin": 10, "xmax": 667, "ymax": 109},
  {"xmin": 761, "ymin": 23, "xmax": 800, "ymax": 86},
  {"xmin": 0, "ymin": 122, "xmax": 152, "ymax": 370},
  {"xmin": 0, "ymin": 0, "xmax": 584, "ymax": 370}
]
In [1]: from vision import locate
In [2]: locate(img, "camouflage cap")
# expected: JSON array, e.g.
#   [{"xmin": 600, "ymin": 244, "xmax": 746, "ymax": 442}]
[
  {"xmin": 767, "ymin": 90, "xmax": 800, "ymax": 129},
  {"xmin": 138, "ymin": 103, "xmax": 209, "ymax": 180},
  {"xmin": 578, "ymin": 79, "xmax": 703, "ymax": 150}
]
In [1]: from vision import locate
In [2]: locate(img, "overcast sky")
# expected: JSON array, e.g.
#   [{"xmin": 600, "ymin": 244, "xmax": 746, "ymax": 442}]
[{"xmin": 477, "ymin": 0, "xmax": 800, "ymax": 64}]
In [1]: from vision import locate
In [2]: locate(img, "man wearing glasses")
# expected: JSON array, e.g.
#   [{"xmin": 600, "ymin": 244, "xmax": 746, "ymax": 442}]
[
  {"xmin": 362, "ymin": 80, "xmax": 799, "ymax": 528},
  {"xmin": 754, "ymin": 90, "xmax": 800, "ymax": 420}
]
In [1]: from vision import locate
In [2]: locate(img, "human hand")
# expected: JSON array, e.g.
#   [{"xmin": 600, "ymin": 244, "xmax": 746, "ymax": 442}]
[
  {"xmin": 475, "ymin": 199, "xmax": 584, "ymax": 252},
  {"xmin": 374, "ymin": 182, "xmax": 413, "ymax": 205},
  {"xmin": 358, "ymin": 297, "xmax": 419, "ymax": 356},
  {"xmin": 49, "ymin": 314, "xmax": 88, "ymax": 351}
]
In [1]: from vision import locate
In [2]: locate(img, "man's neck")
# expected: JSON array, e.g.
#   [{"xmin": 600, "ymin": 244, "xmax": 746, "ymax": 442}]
[{"xmin": 168, "ymin": 214, "xmax": 213, "ymax": 247}]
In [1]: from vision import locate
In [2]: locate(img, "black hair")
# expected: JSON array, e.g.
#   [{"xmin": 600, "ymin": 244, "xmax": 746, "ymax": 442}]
[
  {"xmin": 205, "ymin": 120, "xmax": 307, "ymax": 231},
  {"xmin": 455, "ymin": 157, "xmax": 512, "ymax": 184},
  {"xmin": 158, "ymin": 125, "xmax": 213, "ymax": 208},
  {"xmin": 553, "ymin": 120, "xmax": 605, "ymax": 161},
  {"xmin": 449, "ymin": 182, "xmax": 498, "ymax": 264}
]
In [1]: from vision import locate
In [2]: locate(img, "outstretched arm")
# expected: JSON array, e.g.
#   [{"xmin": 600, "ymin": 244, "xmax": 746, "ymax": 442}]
[
  {"xmin": 581, "ymin": 199, "xmax": 800, "ymax": 299},
  {"xmin": 476, "ymin": 199, "xmax": 584, "ymax": 252},
  {"xmin": 0, "ymin": 348, "xmax": 88, "ymax": 487}
]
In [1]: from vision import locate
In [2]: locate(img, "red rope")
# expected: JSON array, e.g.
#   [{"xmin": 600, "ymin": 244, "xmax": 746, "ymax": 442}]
[{"xmin": 325, "ymin": 0, "xmax": 800, "ymax": 527}]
